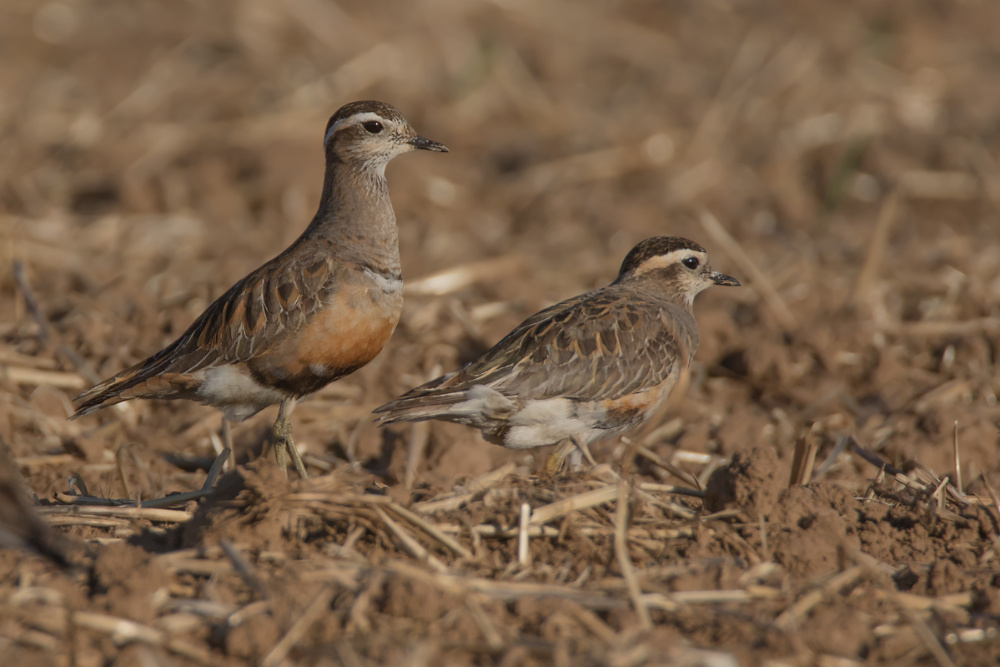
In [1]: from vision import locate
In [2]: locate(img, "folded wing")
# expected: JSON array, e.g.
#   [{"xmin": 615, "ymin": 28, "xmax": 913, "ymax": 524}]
[
  {"xmin": 375, "ymin": 288, "xmax": 696, "ymax": 423},
  {"xmin": 73, "ymin": 250, "xmax": 336, "ymax": 417}
]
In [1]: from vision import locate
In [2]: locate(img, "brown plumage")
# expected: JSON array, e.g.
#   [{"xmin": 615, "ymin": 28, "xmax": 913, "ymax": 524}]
[
  {"xmin": 73, "ymin": 100, "xmax": 447, "ymax": 478},
  {"xmin": 374, "ymin": 236, "xmax": 739, "ymax": 466}
]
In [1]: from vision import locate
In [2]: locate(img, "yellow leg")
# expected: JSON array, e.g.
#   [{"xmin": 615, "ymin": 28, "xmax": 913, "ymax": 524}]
[
  {"xmin": 541, "ymin": 437, "xmax": 596, "ymax": 476},
  {"xmin": 221, "ymin": 418, "xmax": 233, "ymax": 451},
  {"xmin": 541, "ymin": 442, "xmax": 572, "ymax": 477},
  {"xmin": 573, "ymin": 436, "xmax": 597, "ymax": 467},
  {"xmin": 273, "ymin": 399, "xmax": 307, "ymax": 479}
]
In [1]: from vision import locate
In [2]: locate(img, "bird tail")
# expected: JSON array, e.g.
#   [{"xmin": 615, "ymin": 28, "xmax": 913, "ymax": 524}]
[
  {"xmin": 373, "ymin": 392, "xmax": 468, "ymax": 424},
  {"xmin": 373, "ymin": 384, "xmax": 517, "ymax": 425},
  {"xmin": 72, "ymin": 364, "xmax": 200, "ymax": 419}
]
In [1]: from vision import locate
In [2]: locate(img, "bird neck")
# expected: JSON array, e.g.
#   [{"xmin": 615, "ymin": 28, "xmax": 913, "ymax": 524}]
[
  {"xmin": 304, "ymin": 155, "xmax": 400, "ymax": 275},
  {"xmin": 616, "ymin": 271, "xmax": 695, "ymax": 311}
]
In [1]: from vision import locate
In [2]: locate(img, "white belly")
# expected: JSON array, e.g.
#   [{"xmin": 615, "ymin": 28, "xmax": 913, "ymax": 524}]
[
  {"xmin": 196, "ymin": 366, "xmax": 287, "ymax": 422},
  {"xmin": 502, "ymin": 398, "xmax": 604, "ymax": 449}
]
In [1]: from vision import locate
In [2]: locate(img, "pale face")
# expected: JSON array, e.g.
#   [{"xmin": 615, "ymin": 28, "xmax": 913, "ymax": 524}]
[
  {"xmin": 628, "ymin": 247, "xmax": 740, "ymax": 305},
  {"xmin": 324, "ymin": 111, "xmax": 447, "ymax": 174}
]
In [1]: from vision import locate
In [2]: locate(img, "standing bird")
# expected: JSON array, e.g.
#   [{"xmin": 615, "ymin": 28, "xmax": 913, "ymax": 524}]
[
  {"xmin": 374, "ymin": 236, "xmax": 739, "ymax": 469},
  {"xmin": 73, "ymin": 101, "xmax": 447, "ymax": 478}
]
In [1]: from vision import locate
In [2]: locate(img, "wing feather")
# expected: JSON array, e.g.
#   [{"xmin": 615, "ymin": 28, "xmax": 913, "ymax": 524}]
[
  {"xmin": 73, "ymin": 250, "xmax": 336, "ymax": 417},
  {"xmin": 375, "ymin": 287, "xmax": 699, "ymax": 422}
]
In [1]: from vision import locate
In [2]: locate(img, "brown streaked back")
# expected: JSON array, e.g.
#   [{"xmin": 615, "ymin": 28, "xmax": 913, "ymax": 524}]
[{"xmin": 374, "ymin": 284, "xmax": 697, "ymax": 421}]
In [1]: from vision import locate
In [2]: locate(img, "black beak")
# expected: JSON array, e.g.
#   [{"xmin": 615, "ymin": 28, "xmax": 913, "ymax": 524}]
[
  {"xmin": 710, "ymin": 271, "xmax": 740, "ymax": 287},
  {"xmin": 409, "ymin": 136, "xmax": 449, "ymax": 152}
]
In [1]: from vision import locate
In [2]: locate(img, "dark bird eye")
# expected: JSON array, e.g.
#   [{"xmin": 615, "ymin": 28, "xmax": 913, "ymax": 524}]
[
  {"xmin": 362, "ymin": 120, "xmax": 384, "ymax": 134},
  {"xmin": 682, "ymin": 257, "xmax": 700, "ymax": 270}
]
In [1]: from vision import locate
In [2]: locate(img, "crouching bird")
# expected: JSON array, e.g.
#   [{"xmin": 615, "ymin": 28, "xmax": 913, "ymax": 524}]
[
  {"xmin": 72, "ymin": 101, "xmax": 447, "ymax": 478},
  {"xmin": 374, "ymin": 236, "xmax": 739, "ymax": 471}
]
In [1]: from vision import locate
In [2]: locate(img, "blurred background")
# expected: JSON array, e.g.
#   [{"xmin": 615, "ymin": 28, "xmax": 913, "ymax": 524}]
[{"xmin": 2, "ymin": 0, "xmax": 999, "ymax": 499}]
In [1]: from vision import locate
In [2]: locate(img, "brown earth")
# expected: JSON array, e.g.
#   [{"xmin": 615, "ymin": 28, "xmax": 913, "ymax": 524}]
[{"xmin": 2, "ymin": 0, "xmax": 1000, "ymax": 665}]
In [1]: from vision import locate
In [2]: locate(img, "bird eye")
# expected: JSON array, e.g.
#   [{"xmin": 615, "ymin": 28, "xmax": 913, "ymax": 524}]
[
  {"xmin": 682, "ymin": 257, "xmax": 700, "ymax": 270},
  {"xmin": 362, "ymin": 120, "xmax": 384, "ymax": 134}
]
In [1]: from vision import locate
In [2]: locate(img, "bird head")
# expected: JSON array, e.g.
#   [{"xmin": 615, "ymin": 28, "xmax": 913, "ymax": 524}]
[
  {"xmin": 322, "ymin": 100, "xmax": 448, "ymax": 175},
  {"xmin": 616, "ymin": 236, "xmax": 740, "ymax": 306}
]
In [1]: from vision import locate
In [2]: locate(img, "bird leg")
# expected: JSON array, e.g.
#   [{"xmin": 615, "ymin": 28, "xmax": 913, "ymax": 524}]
[
  {"xmin": 273, "ymin": 399, "xmax": 308, "ymax": 479},
  {"xmin": 572, "ymin": 436, "xmax": 597, "ymax": 468},
  {"xmin": 541, "ymin": 442, "xmax": 572, "ymax": 477},
  {"xmin": 541, "ymin": 436, "xmax": 597, "ymax": 476},
  {"xmin": 221, "ymin": 418, "xmax": 233, "ymax": 452},
  {"xmin": 218, "ymin": 418, "xmax": 234, "ymax": 473}
]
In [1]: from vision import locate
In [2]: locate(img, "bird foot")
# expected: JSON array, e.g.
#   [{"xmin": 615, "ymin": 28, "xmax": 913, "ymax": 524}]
[
  {"xmin": 273, "ymin": 419, "xmax": 308, "ymax": 479},
  {"xmin": 539, "ymin": 438, "xmax": 598, "ymax": 479},
  {"xmin": 540, "ymin": 449, "xmax": 567, "ymax": 479}
]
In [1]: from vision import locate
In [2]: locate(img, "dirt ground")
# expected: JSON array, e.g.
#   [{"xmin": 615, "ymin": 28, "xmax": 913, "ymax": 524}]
[{"xmin": 2, "ymin": 0, "xmax": 1000, "ymax": 665}]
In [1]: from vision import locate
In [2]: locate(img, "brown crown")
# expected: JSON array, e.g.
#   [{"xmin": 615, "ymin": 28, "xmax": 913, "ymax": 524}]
[
  {"xmin": 617, "ymin": 236, "xmax": 707, "ymax": 276},
  {"xmin": 323, "ymin": 100, "xmax": 408, "ymax": 140}
]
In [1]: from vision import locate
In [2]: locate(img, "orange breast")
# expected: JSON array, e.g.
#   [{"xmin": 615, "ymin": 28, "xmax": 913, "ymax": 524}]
[
  {"xmin": 250, "ymin": 282, "xmax": 402, "ymax": 395},
  {"xmin": 295, "ymin": 289, "xmax": 400, "ymax": 371},
  {"xmin": 599, "ymin": 369, "xmax": 684, "ymax": 429},
  {"xmin": 600, "ymin": 390, "xmax": 658, "ymax": 425}
]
